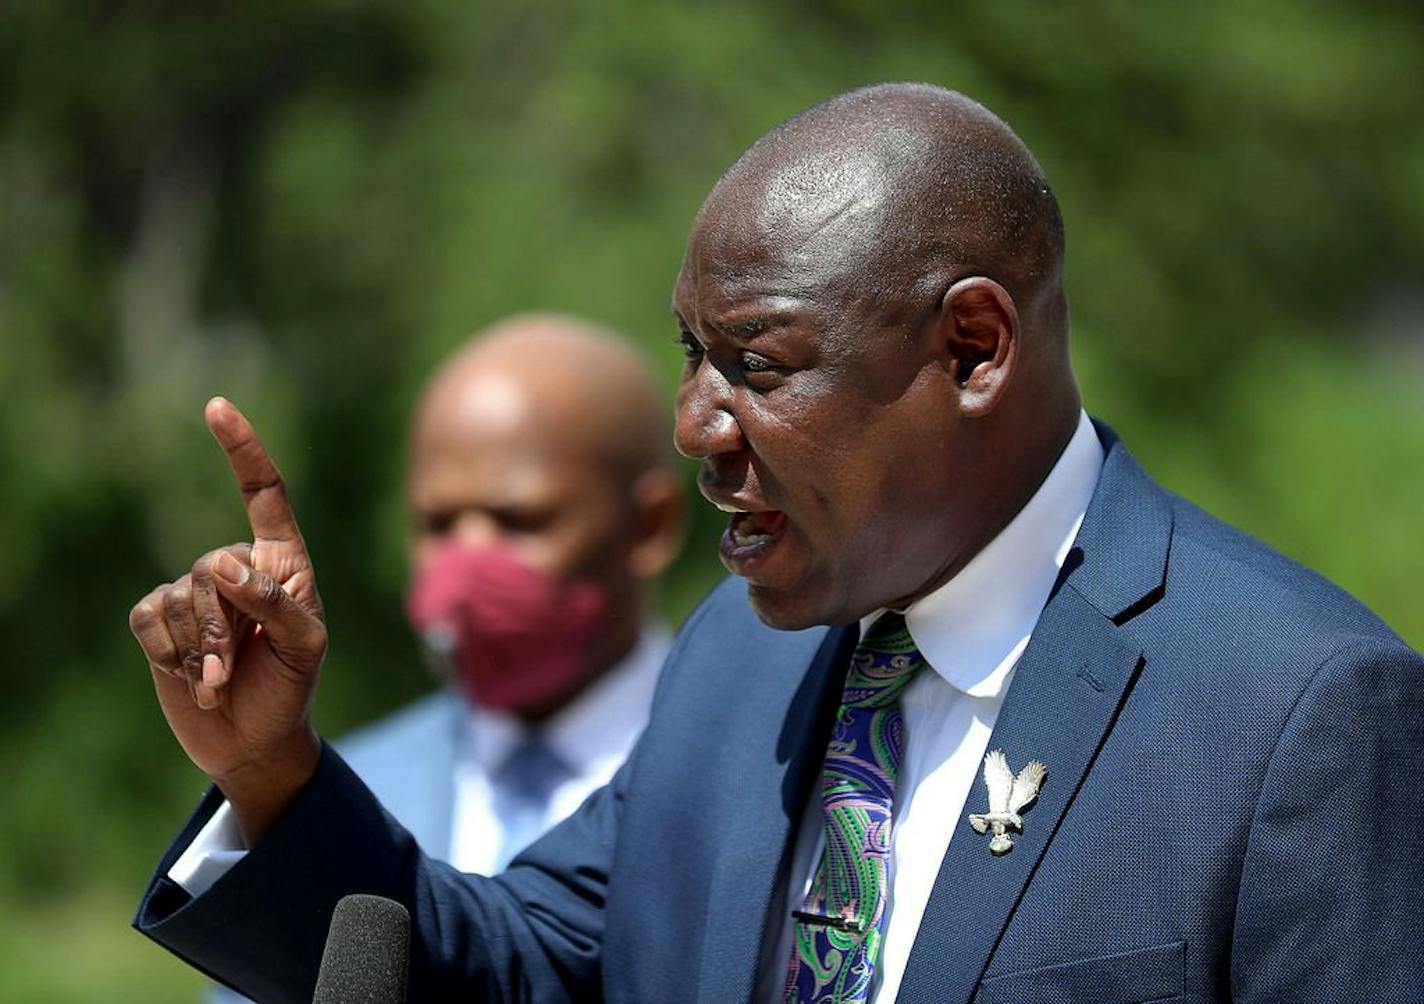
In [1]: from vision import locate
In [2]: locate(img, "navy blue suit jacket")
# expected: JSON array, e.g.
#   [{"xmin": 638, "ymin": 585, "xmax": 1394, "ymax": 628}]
[
  {"xmin": 204, "ymin": 691, "xmax": 463, "ymax": 1003},
  {"xmin": 136, "ymin": 432, "xmax": 1424, "ymax": 1002}
]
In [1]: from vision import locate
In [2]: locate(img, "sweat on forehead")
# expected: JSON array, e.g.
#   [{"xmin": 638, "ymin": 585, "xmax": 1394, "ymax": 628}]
[{"xmin": 696, "ymin": 83, "xmax": 1064, "ymax": 312}]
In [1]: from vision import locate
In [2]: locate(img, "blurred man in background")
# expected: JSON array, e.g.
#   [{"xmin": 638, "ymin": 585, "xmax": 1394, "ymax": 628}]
[
  {"xmin": 363, "ymin": 313, "xmax": 684, "ymax": 870},
  {"xmin": 204, "ymin": 314, "xmax": 685, "ymax": 1002}
]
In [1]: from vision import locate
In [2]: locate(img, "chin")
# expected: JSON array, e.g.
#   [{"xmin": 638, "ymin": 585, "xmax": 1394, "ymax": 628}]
[{"xmin": 746, "ymin": 583, "xmax": 860, "ymax": 632}]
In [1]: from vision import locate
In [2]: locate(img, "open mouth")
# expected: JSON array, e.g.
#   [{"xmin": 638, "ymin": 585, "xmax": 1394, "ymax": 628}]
[{"xmin": 721, "ymin": 509, "xmax": 789, "ymax": 569}]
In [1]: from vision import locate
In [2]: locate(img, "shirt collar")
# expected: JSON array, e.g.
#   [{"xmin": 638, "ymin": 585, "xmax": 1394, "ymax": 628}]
[
  {"xmin": 466, "ymin": 624, "xmax": 669, "ymax": 775},
  {"xmin": 863, "ymin": 411, "xmax": 1105, "ymax": 698}
]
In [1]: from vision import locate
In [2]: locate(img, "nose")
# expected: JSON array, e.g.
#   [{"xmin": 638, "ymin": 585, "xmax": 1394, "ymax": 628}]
[
  {"xmin": 413, "ymin": 509, "xmax": 503, "ymax": 567},
  {"xmin": 450, "ymin": 510, "xmax": 504, "ymax": 547},
  {"xmin": 674, "ymin": 364, "xmax": 745, "ymax": 460}
]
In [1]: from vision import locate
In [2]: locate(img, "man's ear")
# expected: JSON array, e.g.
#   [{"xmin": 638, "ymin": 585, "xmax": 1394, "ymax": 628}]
[
  {"xmin": 626, "ymin": 469, "xmax": 688, "ymax": 581},
  {"xmin": 938, "ymin": 276, "xmax": 1019, "ymax": 417}
]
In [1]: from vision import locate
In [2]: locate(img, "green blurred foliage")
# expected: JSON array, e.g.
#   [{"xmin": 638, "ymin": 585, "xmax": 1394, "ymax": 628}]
[{"xmin": 0, "ymin": 1, "xmax": 1420, "ymax": 997}]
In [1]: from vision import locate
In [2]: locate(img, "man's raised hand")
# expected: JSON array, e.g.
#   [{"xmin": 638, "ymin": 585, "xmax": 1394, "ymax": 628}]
[{"xmin": 128, "ymin": 398, "xmax": 327, "ymax": 845}]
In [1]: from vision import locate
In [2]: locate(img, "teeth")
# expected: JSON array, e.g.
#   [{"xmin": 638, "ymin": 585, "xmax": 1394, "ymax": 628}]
[{"xmin": 731, "ymin": 524, "xmax": 773, "ymax": 547}]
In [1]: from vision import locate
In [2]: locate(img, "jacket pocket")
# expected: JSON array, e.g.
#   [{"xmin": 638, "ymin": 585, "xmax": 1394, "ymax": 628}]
[{"xmin": 973, "ymin": 939, "xmax": 1185, "ymax": 1004}]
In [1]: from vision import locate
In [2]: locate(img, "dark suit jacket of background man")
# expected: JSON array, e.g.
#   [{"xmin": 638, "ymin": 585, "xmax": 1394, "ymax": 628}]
[{"xmin": 136, "ymin": 426, "xmax": 1424, "ymax": 1003}]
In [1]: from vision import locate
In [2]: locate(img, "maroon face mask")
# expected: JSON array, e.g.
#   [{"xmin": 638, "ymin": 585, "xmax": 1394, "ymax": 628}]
[{"xmin": 405, "ymin": 541, "xmax": 610, "ymax": 713}]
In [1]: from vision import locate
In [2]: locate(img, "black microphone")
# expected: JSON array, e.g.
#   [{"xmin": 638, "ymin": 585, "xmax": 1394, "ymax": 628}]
[{"xmin": 312, "ymin": 893, "xmax": 410, "ymax": 1003}]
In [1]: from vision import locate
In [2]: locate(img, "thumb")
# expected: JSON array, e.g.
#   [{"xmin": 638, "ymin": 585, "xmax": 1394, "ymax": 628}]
[{"xmin": 209, "ymin": 549, "xmax": 327, "ymax": 677}]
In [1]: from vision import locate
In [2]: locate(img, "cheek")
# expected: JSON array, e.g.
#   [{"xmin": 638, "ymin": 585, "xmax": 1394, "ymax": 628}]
[
  {"xmin": 409, "ymin": 535, "xmax": 439, "ymax": 572},
  {"xmin": 742, "ymin": 361, "xmax": 948, "ymax": 524},
  {"xmin": 791, "ymin": 413, "xmax": 903, "ymax": 515},
  {"xmin": 516, "ymin": 538, "xmax": 573, "ymax": 575},
  {"xmin": 554, "ymin": 505, "xmax": 636, "ymax": 582},
  {"xmin": 808, "ymin": 402, "xmax": 954, "ymax": 555}
]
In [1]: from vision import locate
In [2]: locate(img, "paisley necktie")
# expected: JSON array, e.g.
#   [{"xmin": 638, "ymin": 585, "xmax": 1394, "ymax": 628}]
[{"xmin": 784, "ymin": 611, "xmax": 925, "ymax": 1003}]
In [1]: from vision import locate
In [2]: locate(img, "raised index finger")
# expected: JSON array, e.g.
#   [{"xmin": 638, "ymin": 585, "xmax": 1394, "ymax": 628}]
[{"xmin": 204, "ymin": 396, "xmax": 302, "ymax": 546}]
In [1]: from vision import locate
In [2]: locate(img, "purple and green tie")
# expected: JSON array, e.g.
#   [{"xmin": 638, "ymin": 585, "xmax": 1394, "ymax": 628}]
[{"xmin": 784, "ymin": 612, "xmax": 925, "ymax": 1003}]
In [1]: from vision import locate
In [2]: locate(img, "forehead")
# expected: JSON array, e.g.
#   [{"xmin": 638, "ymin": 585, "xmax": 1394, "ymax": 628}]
[
  {"xmin": 755, "ymin": 150, "xmax": 894, "ymax": 239},
  {"xmin": 407, "ymin": 373, "xmax": 608, "ymax": 502},
  {"xmin": 676, "ymin": 154, "xmax": 900, "ymax": 324}
]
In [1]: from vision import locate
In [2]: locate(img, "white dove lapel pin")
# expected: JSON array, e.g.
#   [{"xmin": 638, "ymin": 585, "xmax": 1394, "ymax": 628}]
[{"xmin": 968, "ymin": 750, "xmax": 1047, "ymax": 855}]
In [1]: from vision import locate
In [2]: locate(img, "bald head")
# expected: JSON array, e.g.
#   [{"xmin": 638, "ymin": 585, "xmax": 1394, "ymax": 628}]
[
  {"xmin": 414, "ymin": 314, "xmax": 670, "ymax": 484},
  {"xmin": 696, "ymin": 83, "xmax": 1067, "ymax": 348}
]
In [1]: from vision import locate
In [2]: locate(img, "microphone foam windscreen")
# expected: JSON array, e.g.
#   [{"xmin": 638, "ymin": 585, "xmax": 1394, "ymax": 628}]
[{"xmin": 312, "ymin": 893, "xmax": 411, "ymax": 1003}]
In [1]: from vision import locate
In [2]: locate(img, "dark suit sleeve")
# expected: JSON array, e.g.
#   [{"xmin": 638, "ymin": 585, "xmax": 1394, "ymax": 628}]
[
  {"xmin": 134, "ymin": 587, "xmax": 725, "ymax": 1003},
  {"xmin": 134, "ymin": 744, "xmax": 629, "ymax": 1003},
  {"xmin": 1232, "ymin": 641, "xmax": 1424, "ymax": 1002}
]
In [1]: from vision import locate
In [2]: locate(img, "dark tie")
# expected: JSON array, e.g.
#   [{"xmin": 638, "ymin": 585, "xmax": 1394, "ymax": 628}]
[
  {"xmin": 490, "ymin": 737, "xmax": 571, "ymax": 871},
  {"xmin": 784, "ymin": 612, "xmax": 925, "ymax": 1003}
]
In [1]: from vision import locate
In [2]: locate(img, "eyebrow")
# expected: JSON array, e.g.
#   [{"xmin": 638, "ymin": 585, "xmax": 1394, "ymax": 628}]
[
  {"xmin": 672, "ymin": 308, "xmax": 791, "ymax": 342},
  {"xmin": 717, "ymin": 317, "xmax": 772, "ymax": 340}
]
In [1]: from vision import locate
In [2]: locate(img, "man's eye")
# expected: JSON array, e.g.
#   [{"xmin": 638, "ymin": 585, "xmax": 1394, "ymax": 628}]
[
  {"xmin": 739, "ymin": 351, "xmax": 776, "ymax": 374},
  {"xmin": 416, "ymin": 512, "xmax": 454, "ymax": 536},
  {"xmin": 493, "ymin": 507, "xmax": 556, "ymax": 534},
  {"xmin": 677, "ymin": 331, "xmax": 704, "ymax": 361}
]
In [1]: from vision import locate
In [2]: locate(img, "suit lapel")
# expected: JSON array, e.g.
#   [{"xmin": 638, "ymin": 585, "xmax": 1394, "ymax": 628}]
[
  {"xmin": 895, "ymin": 587, "xmax": 1143, "ymax": 1003},
  {"xmin": 694, "ymin": 622, "xmax": 859, "ymax": 1003},
  {"xmin": 897, "ymin": 431, "xmax": 1173, "ymax": 1004}
]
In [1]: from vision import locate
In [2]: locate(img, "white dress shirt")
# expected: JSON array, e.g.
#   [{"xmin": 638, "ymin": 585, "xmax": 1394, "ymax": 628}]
[
  {"xmin": 449, "ymin": 625, "xmax": 667, "ymax": 874},
  {"xmin": 169, "ymin": 627, "xmax": 668, "ymax": 896},
  {"xmin": 755, "ymin": 411, "xmax": 1104, "ymax": 1003}
]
